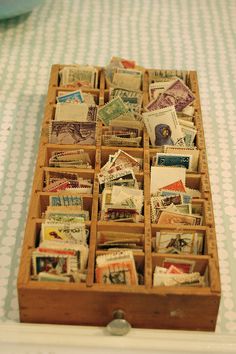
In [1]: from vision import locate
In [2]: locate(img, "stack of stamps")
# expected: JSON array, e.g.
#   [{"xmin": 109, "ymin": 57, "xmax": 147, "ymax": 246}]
[
  {"xmin": 95, "ymin": 251, "xmax": 140, "ymax": 285},
  {"xmin": 98, "ymin": 57, "xmax": 145, "ymax": 147},
  {"xmin": 32, "ymin": 195, "xmax": 89, "ymax": 283},
  {"xmin": 48, "ymin": 149, "xmax": 93, "ymax": 169},
  {"xmin": 59, "ymin": 65, "xmax": 99, "ymax": 88},
  {"xmin": 153, "ymin": 258, "xmax": 205, "ymax": 287},
  {"xmin": 144, "ymin": 75, "xmax": 197, "ymax": 149},
  {"xmin": 143, "ymin": 104, "xmax": 197, "ymax": 148},
  {"xmin": 43, "ymin": 170, "xmax": 93, "ymax": 194},
  {"xmin": 98, "ymin": 97, "xmax": 143, "ymax": 147},
  {"xmin": 150, "ymin": 166, "xmax": 202, "ymax": 225},
  {"xmin": 154, "ymin": 230, "xmax": 204, "ymax": 255},
  {"xmin": 152, "ymin": 145, "xmax": 200, "ymax": 173},
  {"xmin": 98, "ymin": 149, "xmax": 143, "ymax": 222},
  {"xmin": 49, "ymin": 89, "xmax": 97, "ymax": 145},
  {"xmin": 97, "ymin": 231, "xmax": 144, "ymax": 252},
  {"xmin": 105, "ymin": 56, "xmax": 143, "ymax": 91}
]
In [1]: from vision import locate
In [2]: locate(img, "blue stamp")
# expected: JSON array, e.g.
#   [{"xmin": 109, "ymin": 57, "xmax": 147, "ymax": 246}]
[
  {"xmin": 49, "ymin": 195, "xmax": 83, "ymax": 206},
  {"xmin": 57, "ymin": 90, "xmax": 84, "ymax": 104},
  {"xmin": 155, "ymin": 153, "xmax": 191, "ymax": 169}
]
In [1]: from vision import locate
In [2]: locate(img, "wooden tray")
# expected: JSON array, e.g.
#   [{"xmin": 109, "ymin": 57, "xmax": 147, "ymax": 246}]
[{"xmin": 17, "ymin": 65, "xmax": 221, "ymax": 331}]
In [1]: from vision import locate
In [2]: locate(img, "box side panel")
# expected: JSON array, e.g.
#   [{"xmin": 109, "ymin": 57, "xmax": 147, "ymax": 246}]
[{"xmin": 18, "ymin": 287, "xmax": 220, "ymax": 331}]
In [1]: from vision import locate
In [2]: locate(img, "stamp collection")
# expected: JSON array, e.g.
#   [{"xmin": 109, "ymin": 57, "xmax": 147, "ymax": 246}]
[{"xmin": 18, "ymin": 57, "xmax": 221, "ymax": 331}]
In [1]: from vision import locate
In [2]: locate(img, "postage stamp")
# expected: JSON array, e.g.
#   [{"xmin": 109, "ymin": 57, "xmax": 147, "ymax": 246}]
[
  {"xmin": 156, "ymin": 231, "xmax": 195, "ymax": 254},
  {"xmin": 110, "ymin": 87, "xmax": 143, "ymax": 112},
  {"xmin": 160, "ymin": 180, "xmax": 186, "ymax": 193},
  {"xmin": 163, "ymin": 146, "xmax": 200, "ymax": 172},
  {"xmin": 33, "ymin": 254, "xmax": 69, "ymax": 275},
  {"xmin": 163, "ymin": 258, "xmax": 196, "ymax": 273},
  {"xmin": 59, "ymin": 65, "xmax": 98, "ymax": 88},
  {"xmin": 41, "ymin": 222, "xmax": 87, "ymax": 243},
  {"xmin": 154, "ymin": 153, "xmax": 192, "ymax": 170},
  {"xmin": 55, "ymin": 102, "xmax": 89, "ymax": 121},
  {"xmin": 98, "ymin": 97, "xmax": 128, "ymax": 126},
  {"xmin": 149, "ymin": 78, "xmax": 195, "ymax": 112},
  {"xmin": 95, "ymin": 251, "xmax": 138, "ymax": 285},
  {"xmin": 157, "ymin": 210, "xmax": 201, "ymax": 226},
  {"xmin": 49, "ymin": 195, "xmax": 83, "ymax": 207},
  {"xmin": 143, "ymin": 106, "xmax": 185, "ymax": 147},
  {"xmin": 57, "ymin": 89, "xmax": 84, "ymax": 104},
  {"xmin": 149, "ymin": 79, "xmax": 176, "ymax": 101},
  {"xmin": 49, "ymin": 121, "xmax": 96, "ymax": 145},
  {"xmin": 150, "ymin": 166, "xmax": 186, "ymax": 193}
]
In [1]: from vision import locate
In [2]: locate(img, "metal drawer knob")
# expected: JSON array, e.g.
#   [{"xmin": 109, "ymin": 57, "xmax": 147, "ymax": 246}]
[{"xmin": 107, "ymin": 309, "xmax": 131, "ymax": 336}]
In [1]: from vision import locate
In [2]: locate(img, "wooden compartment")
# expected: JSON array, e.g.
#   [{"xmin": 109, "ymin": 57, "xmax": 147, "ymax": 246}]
[
  {"xmin": 149, "ymin": 148, "xmax": 208, "ymax": 174},
  {"xmin": 42, "ymin": 144, "xmax": 97, "ymax": 168},
  {"xmin": 24, "ymin": 219, "xmax": 92, "ymax": 249},
  {"xmin": 17, "ymin": 64, "xmax": 221, "ymax": 331},
  {"xmin": 151, "ymin": 224, "xmax": 212, "ymax": 255},
  {"xmin": 100, "ymin": 146, "xmax": 144, "ymax": 171},
  {"xmin": 31, "ymin": 192, "xmax": 94, "ymax": 220},
  {"xmin": 151, "ymin": 253, "xmax": 210, "ymax": 279},
  {"xmin": 94, "ymin": 252, "xmax": 146, "ymax": 286}
]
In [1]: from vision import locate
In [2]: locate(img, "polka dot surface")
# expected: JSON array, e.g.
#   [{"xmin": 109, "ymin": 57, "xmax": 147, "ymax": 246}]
[{"xmin": 0, "ymin": 0, "xmax": 236, "ymax": 337}]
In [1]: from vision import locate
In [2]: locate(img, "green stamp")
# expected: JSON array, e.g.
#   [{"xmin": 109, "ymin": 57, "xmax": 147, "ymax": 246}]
[{"xmin": 98, "ymin": 97, "xmax": 127, "ymax": 125}]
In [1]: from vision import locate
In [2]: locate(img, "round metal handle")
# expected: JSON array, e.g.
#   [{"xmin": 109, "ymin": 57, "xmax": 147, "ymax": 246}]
[{"xmin": 107, "ymin": 310, "xmax": 131, "ymax": 336}]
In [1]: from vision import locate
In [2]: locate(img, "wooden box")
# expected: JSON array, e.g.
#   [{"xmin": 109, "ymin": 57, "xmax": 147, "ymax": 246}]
[{"xmin": 17, "ymin": 65, "xmax": 221, "ymax": 331}]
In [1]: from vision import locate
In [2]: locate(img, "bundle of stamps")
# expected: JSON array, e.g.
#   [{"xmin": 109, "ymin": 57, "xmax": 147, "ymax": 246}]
[
  {"xmin": 143, "ymin": 105, "xmax": 196, "ymax": 148},
  {"xmin": 97, "ymin": 231, "xmax": 144, "ymax": 252},
  {"xmin": 49, "ymin": 88, "xmax": 97, "ymax": 145},
  {"xmin": 96, "ymin": 57, "xmax": 145, "ymax": 147},
  {"xmin": 152, "ymin": 145, "xmax": 200, "ymax": 173},
  {"xmin": 98, "ymin": 150, "xmax": 143, "ymax": 222},
  {"xmin": 100, "ymin": 185, "xmax": 144, "ymax": 223},
  {"xmin": 153, "ymin": 257, "xmax": 205, "ymax": 287},
  {"xmin": 154, "ymin": 230, "xmax": 204, "ymax": 255},
  {"xmin": 98, "ymin": 97, "xmax": 143, "ymax": 147},
  {"xmin": 32, "ymin": 195, "xmax": 89, "ymax": 283},
  {"xmin": 150, "ymin": 165, "xmax": 203, "ymax": 225},
  {"xmin": 95, "ymin": 251, "xmax": 141, "ymax": 285},
  {"xmin": 48, "ymin": 149, "xmax": 93, "ymax": 169},
  {"xmin": 148, "ymin": 69, "xmax": 188, "ymax": 87},
  {"xmin": 105, "ymin": 56, "xmax": 143, "ymax": 91},
  {"xmin": 144, "ymin": 74, "xmax": 197, "ymax": 148},
  {"xmin": 59, "ymin": 65, "xmax": 99, "ymax": 88},
  {"xmin": 43, "ymin": 170, "xmax": 93, "ymax": 194}
]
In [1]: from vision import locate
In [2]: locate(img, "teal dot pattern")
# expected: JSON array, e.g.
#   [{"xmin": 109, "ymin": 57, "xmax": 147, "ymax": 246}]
[{"xmin": 0, "ymin": 0, "xmax": 236, "ymax": 333}]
